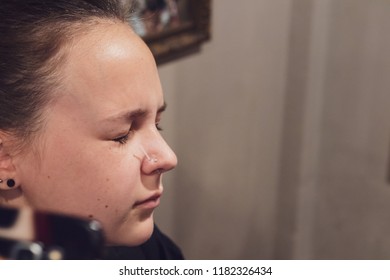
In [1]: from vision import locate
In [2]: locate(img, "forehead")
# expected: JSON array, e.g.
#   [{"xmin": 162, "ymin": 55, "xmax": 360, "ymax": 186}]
[
  {"xmin": 63, "ymin": 21, "xmax": 155, "ymax": 86},
  {"xmin": 56, "ymin": 21, "xmax": 162, "ymax": 115}
]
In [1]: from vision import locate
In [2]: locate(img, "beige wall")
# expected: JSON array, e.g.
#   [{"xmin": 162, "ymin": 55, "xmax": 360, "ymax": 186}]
[
  {"xmin": 154, "ymin": 0, "xmax": 390, "ymax": 259},
  {"xmin": 300, "ymin": 0, "xmax": 390, "ymax": 259}
]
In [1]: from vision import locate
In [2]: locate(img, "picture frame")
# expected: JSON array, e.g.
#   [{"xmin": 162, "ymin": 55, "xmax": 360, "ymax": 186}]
[{"xmin": 131, "ymin": 0, "xmax": 211, "ymax": 65}]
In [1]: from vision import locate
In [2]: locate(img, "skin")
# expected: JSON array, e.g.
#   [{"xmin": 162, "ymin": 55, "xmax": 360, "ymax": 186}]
[{"xmin": 0, "ymin": 21, "xmax": 177, "ymax": 246}]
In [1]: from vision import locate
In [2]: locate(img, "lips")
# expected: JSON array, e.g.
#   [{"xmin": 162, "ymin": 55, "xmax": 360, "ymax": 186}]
[{"xmin": 134, "ymin": 193, "xmax": 161, "ymax": 209}]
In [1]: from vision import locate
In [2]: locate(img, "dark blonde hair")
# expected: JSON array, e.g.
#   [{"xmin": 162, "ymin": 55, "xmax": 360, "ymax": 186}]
[{"xmin": 0, "ymin": 0, "xmax": 132, "ymax": 145}]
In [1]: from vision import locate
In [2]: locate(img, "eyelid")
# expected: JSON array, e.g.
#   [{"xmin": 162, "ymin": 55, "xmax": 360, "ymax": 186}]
[
  {"xmin": 112, "ymin": 127, "xmax": 133, "ymax": 144},
  {"xmin": 110, "ymin": 106, "xmax": 165, "ymax": 143}
]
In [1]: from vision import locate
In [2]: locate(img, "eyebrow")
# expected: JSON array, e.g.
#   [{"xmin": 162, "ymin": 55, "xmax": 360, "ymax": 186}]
[{"xmin": 103, "ymin": 102, "xmax": 167, "ymax": 124}]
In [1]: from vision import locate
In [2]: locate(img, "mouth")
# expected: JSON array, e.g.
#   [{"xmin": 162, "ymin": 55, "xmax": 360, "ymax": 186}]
[{"xmin": 133, "ymin": 193, "xmax": 162, "ymax": 209}]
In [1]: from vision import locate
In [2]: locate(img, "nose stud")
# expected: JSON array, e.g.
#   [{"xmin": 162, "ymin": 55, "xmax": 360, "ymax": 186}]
[{"xmin": 139, "ymin": 146, "xmax": 158, "ymax": 163}]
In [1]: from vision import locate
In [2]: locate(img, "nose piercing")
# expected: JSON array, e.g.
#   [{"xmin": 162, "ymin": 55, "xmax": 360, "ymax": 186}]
[{"xmin": 139, "ymin": 146, "xmax": 158, "ymax": 163}]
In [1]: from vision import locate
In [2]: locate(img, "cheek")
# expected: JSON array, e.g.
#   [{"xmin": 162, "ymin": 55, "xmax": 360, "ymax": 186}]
[{"xmin": 20, "ymin": 136, "xmax": 140, "ymax": 219}]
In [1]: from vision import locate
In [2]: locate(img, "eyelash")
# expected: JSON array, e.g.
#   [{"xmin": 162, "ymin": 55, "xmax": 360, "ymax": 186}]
[
  {"xmin": 113, "ymin": 123, "xmax": 163, "ymax": 145},
  {"xmin": 113, "ymin": 131, "xmax": 131, "ymax": 145},
  {"xmin": 156, "ymin": 122, "xmax": 163, "ymax": 131}
]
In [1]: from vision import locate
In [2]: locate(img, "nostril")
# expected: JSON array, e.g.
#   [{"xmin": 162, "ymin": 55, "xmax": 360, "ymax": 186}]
[{"xmin": 154, "ymin": 168, "xmax": 164, "ymax": 175}]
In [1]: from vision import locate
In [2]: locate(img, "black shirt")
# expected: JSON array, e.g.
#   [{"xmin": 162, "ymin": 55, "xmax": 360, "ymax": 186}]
[{"xmin": 103, "ymin": 226, "xmax": 184, "ymax": 260}]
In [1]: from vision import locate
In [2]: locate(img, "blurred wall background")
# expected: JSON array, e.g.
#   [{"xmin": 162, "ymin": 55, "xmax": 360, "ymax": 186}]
[{"xmin": 154, "ymin": 0, "xmax": 390, "ymax": 259}]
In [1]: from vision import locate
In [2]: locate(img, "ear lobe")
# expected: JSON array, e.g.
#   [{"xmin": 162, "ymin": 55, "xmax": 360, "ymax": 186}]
[
  {"xmin": 0, "ymin": 137, "xmax": 18, "ymax": 190},
  {"xmin": 0, "ymin": 178, "xmax": 16, "ymax": 189}
]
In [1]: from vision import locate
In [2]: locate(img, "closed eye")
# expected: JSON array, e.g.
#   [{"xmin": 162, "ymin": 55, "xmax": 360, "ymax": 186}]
[{"xmin": 113, "ymin": 129, "xmax": 132, "ymax": 145}]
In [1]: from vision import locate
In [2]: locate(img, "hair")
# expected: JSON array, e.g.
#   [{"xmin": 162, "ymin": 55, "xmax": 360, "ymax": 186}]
[{"xmin": 0, "ymin": 0, "xmax": 134, "ymax": 148}]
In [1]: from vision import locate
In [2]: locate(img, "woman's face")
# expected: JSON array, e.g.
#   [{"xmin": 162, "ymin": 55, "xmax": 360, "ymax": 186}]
[{"xmin": 13, "ymin": 22, "xmax": 177, "ymax": 245}]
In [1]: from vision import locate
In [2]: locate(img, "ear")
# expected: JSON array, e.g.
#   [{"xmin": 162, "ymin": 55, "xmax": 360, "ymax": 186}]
[{"xmin": 0, "ymin": 134, "xmax": 18, "ymax": 190}]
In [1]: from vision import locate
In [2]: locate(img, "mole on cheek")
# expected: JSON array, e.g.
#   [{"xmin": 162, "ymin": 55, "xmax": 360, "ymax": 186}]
[
  {"xmin": 88, "ymin": 214, "xmax": 94, "ymax": 218},
  {"xmin": 105, "ymin": 205, "xmax": 109, "ymax": 208}
]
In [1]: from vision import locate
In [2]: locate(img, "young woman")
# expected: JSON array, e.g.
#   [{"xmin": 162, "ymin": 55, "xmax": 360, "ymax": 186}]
[{"xmin": 0, "ymin": 0, "xmax": 181, "ymax": 259}]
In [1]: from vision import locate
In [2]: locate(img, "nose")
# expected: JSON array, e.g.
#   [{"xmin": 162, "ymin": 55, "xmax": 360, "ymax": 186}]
[{"xmin": 140, "ymin": 133, "xmax": 177, "ymax": 175}]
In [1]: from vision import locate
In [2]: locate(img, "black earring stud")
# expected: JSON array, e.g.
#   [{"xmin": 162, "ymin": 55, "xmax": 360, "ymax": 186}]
[{"xmin": 6, "ymin": 179, "xmax": 15, "ymax": 188}]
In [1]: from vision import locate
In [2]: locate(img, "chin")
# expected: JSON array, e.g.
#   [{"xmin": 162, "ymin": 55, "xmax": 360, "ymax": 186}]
[{"xmin": 106, "ymin": 215, "xmax": 155, "ymax": 246}]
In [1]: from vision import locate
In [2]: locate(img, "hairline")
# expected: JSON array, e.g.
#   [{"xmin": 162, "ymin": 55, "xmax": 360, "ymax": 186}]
[{"xmin": 13, "ymin": 18, "xmax": 131, "ymax": 155}]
